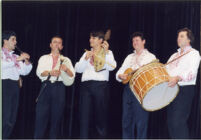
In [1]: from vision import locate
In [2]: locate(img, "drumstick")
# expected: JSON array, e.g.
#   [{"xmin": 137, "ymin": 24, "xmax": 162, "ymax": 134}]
[{"xmin": 84, "ymin": 49, "xmax": 116, "ymax": 68}]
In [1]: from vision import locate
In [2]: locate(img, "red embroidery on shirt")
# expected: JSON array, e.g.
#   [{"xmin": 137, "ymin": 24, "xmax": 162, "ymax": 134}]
[
  {"xmin": 52, "ymin": 55, "xmax": 59, "ymax": 69},
  {"xmin": 131, "ymin": 49, "xmax": 147, "ymax": 67},
  {"xmin": 2, "ymin": 47, "xmax": 20, "ymax": 68},
  {"xmin": 168, "ymin": 47, "xmax": 192, "ymax": 69},
  {"xmin": 181, "ymin": 71, "xmax": 196, "ymax": 82},
  {"xmin": 89, "ymin": 55, "xmax": 94, "ymax": 66}
]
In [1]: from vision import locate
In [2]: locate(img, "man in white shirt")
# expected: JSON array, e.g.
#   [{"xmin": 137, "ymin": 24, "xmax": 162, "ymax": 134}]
[
  {"xmin": 75, "ymin": 30, "xmax": 117, "ymax": 138},
  {"xmin": 166, "ymin": 27, "xmax": 200, "ymax": 139},
  {"xmin": 34, "ymin": 36, "xmax": 75, "ymax": 139},
  {"xmin": 116, "ymin": 32, "xmax": 156, "ymax": 139},
  {"xmin": 1, "ymin": 31, "xmax": 33, "ymax": 139}
]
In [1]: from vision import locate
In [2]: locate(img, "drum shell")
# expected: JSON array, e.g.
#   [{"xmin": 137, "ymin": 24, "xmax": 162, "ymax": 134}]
[{"xmin": 129, "ymin": 62, "xmax": 179, "ymax": 111}]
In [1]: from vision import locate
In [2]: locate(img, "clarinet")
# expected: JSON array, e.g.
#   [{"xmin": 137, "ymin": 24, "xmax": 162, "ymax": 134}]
[
  {"xmin": 46, "ymin": 55, "xmax": 64, "ymax": 82},
  {"xmin": 15, "ymin": 46, "xmax": 32, "ymax": 64},
  {"xmin": 56, "ymin": 59, "xmax": 64, "ymax": 81},
  {"xmin": 46, "ymin": 72, "xmax": 51, "ymax": 81}
]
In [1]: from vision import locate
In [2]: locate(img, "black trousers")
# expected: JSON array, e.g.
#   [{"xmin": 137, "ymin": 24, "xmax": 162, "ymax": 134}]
[
  {"xmin": 34, "ymin": 81, "xmax": 65, "ymax": 139},
  {"xmin": 79, "ymin": 80, "xmax": 109, "ymax": 139},
  {"xmin": 122, "ymin": 84, "xmax": 149, "ymax": 139},
  {"xmin": 167, "ymin": 85, "xmax": 195, "ymax": 139},
  {"xmin": 2, "ymin": 79, "xmax": 20, "ymax": 139}
]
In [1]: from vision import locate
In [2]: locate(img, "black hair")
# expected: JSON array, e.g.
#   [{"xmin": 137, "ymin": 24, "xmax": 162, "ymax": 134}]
[
  {"xmin": 131, "ymin": 32, "xmax": 145, "ymax": 40},
  {"xmin": 177, "ymin": 27, "xmax": 194, "ymax": 45},
  {"xmin": 51, "ymin": 35, "xmax": 63, "ymax": 43},
  {"xmin": 90, "ymin": 30, "xmax": 105, "ymax": 40},
  {"xmin": 2, "ymin": 31, "xmax": 16, "ymax": 45}
]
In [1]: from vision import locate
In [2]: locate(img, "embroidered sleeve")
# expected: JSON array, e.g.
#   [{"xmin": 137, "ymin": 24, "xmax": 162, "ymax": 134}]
[
  {"xmin": 1, "ymin": 52, "xmax": 15, "ymax": 69},
  {"xmin": 178, "ymin": 51, "xmax": 200, "ymax": 82}
]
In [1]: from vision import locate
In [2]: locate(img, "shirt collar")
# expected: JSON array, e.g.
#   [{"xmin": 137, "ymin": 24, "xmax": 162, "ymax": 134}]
[
  {"xmin": 177, "ymin": 46, "xmax": 192, "ymax": 54},
  {"xmin": 49, "ymin": 53, "xmax": 62, "ymax": 59},
  {"xmin": 49, "ymin": 53, "xmax": 60, "ymax": 56},
  {"xmin": 133, "ymin": 48, "xmax": 147, "ymax": 55},
  {"xmin": 2, "ymin": 47, "xmax": 14, "ymax": 54}
]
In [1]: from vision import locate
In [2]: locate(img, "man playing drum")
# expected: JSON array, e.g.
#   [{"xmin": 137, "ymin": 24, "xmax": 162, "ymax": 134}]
[
  {"xmin": 116, "ymin": 32, "xmax": 156, "ymax": 139},
  {"xmin": 166, "ymin": 27, "xmax": 200, "ymax": 139}
]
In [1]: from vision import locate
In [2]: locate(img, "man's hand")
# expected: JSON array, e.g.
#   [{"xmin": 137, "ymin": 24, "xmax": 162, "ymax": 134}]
[
  {"xmin": 60, "ymin": 64, "xmax": 73, "ymax": 77},
  {"xmin": 118, "ymin": 74, "xmax": 128, "ymax": 81},
  {"xmin": 102, "ymin": 41, "xmax": 109, "ymax": 53},
  {"xmin": 60, "ymin": 64, "xmax": 68, "ymax": 72},
  {"xmin": 85, "ymin": 51, "xmax": 94, "ymax": 60},
  {"xmin": 17, "ymin": 52, "xmax": 30, "ymax": 61},
  {"xmin": 50, "ymin": 70, "xmax": 61, "ymax": 77},
  {"xmin": 168, "ymin": 76, "xmax": 181, "ymax": 87}
]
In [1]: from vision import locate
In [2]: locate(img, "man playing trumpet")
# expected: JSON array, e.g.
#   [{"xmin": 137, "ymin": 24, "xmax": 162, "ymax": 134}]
[{"xmin": 34, "ymin": 36, "xmax": 75, "ymax": 139}]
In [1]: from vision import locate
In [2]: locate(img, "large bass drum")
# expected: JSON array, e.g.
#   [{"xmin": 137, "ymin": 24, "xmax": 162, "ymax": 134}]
[{"xmin": 129, "ymin": 62, "xmax": 179, "ymax": 111}]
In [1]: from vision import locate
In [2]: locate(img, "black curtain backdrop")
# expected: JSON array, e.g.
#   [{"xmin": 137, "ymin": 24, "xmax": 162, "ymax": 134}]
[{"xmin": 2, "ymin": 0, "xmax": 200, "ymax": 139}]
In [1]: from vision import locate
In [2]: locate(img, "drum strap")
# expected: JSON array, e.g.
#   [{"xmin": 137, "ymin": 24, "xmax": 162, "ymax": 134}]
[{"xmin": 165, "ymin": 50, "xmax": 191, "ymax": 66}]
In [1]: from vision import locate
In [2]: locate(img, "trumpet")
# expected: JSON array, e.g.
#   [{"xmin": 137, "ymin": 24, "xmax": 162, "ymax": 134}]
[{"xmin": 15, "ymin": 46, "xmax": 32, "ymax": 64}]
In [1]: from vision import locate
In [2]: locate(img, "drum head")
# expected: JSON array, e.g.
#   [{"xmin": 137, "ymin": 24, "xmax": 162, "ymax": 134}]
[{"xmin": 142, "ymin": 82, "xmax": 179, "ymax": 111}]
